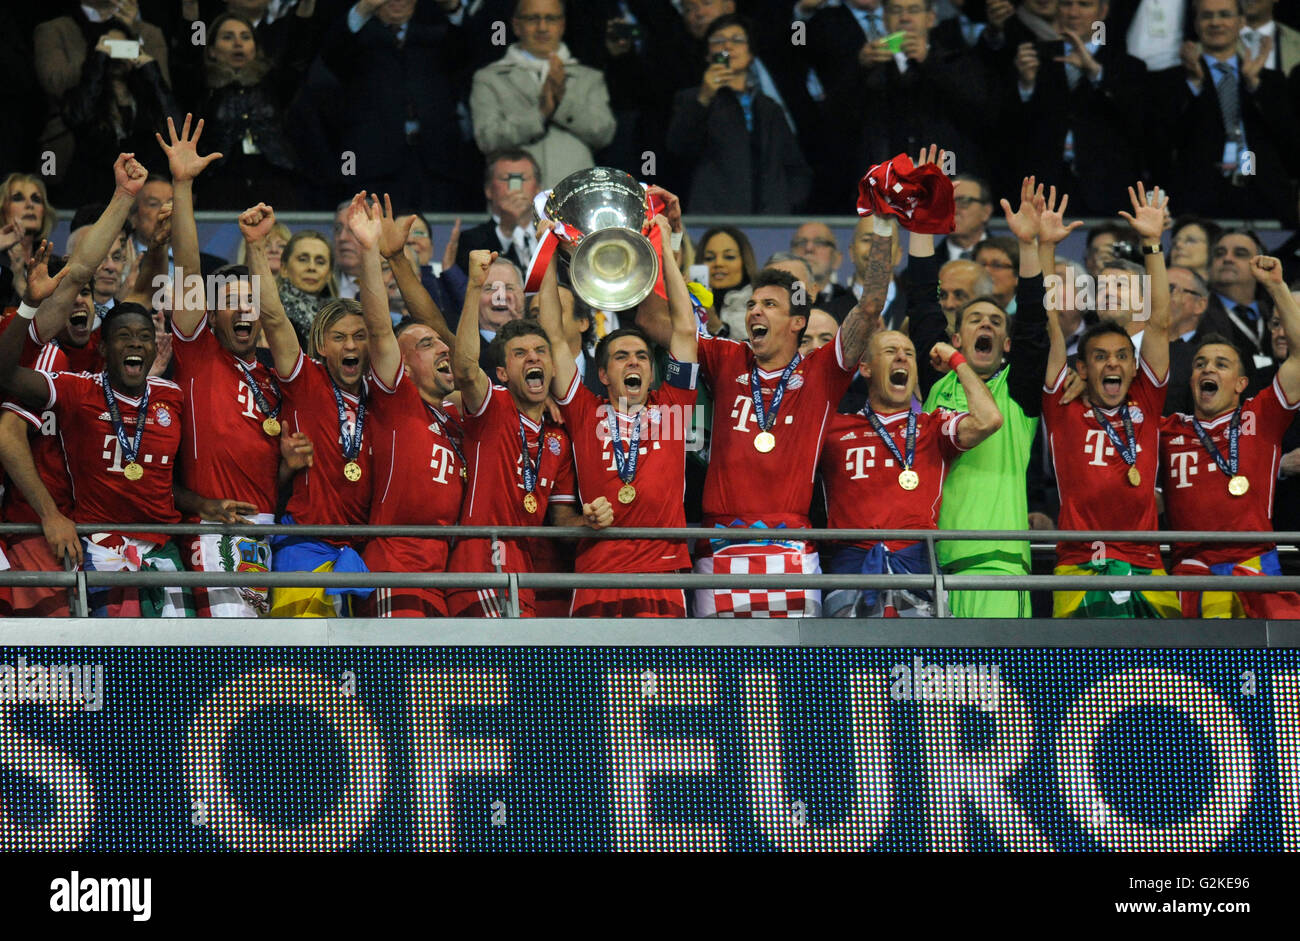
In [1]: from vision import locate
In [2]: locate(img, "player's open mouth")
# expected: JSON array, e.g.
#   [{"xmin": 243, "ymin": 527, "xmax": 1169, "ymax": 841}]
[
  {"xmin": 524, "ymin": 366, "xmax": 545, "ymax": 393},
  {"xmin": 122, "ymin": 355, "xmax": 145, "ymax": 378},
  {"xmin": 889, "ymin": 368, "xmax": 908, "ymax": 389},
  {"xmin": 624, "ymin": 373, "xmax": 643, "ymax": 392},
  {"xmin": 69, "ymin": 313, "xmax": 89, "ymax": 328},
  {"xmin": 341, "ymin": 354, "xmax": 361, "ymax": 373},
  {"xmin": 1103, "ymin": 374, "xmax": 1122, "ymax": 395},
  {"xmin": 233, "ymin": 322, "xmax": 253, "ymax": 339},
  {"xmin": 1199, "ymin": 377, "xmax": 1219, "ymax": 396},
  {"xmin": 974, "ymin": 334, "xmax": 994, "ymax": 354},
  {"xmin": 749, "ymin": 322, "xmax": 769, "ymax": 340},
  {"xmin": 435, "ymin": 357, "xmax": 452, "ymax": 377}
]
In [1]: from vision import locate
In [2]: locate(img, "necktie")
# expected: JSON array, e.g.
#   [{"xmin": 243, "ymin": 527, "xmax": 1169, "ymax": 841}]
[
  {"xmin": 1214, "ymin": 62, "xmax": 1241, "ymax": 142},
  {"xmin": 1064, "ymin": 44, "xmax": 1082, "ymax": 90},
  {"xmin": 1234, "ymin": 304, "xmax": 1263, "ymax": 350},
  {"xmin": 388, "ymin": 22, "xmax": 404, "ymax": 48},
  {"xmin": 866, "ymin": 13, "xmax": 884, "ymax": 40}
]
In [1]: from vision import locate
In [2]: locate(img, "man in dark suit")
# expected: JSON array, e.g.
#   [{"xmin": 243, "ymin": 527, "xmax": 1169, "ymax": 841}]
[
  {"xmin": 475, "ymin": 256, "xmax": 527, "ymax": 380},
  {"xmin": 1151, "ymin": 0, "xmax": 1300, "ymax": 222},
  {"xmin": 1165, "ymin": 265, "xmax": 1218, "ymax": 414},
  {"xmin": 1011, "ymin": 0, "xmax": 1148, "ymax": 216},
  {"xmin": 455, "ymin": 150, "xmax": 542, "ymax": 274},
  {"xmin": 319, "ymin": 0, "xmax": 468, "ymax": 212}
]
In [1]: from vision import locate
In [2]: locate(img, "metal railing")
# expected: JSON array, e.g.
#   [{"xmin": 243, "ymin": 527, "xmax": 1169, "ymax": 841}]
[{"xmin": 1, "ymin": 523, "xmax": 1298, "ymax": 619}]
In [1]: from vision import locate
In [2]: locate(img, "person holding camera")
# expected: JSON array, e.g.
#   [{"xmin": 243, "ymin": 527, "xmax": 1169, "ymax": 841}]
[{"xmin": 666, "ymin": 14, "xmax": 810, "ymax": 214}]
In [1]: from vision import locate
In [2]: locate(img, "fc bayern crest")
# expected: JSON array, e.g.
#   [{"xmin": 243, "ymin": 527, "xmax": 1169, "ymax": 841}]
[
  {"xmin": 547, "ymin": 435, "xmax": 561, "ymax": 456},
  {"xmin": 787, "ymin": 373, "xmax": 804, "ymax": 390},
  {"xmin": 154, "ymin": 405, "xmax": 172, "ymax": 427},
  {"xmin": 1128, "ymin": 405, "xmax": 1144, "ymax": 423}
]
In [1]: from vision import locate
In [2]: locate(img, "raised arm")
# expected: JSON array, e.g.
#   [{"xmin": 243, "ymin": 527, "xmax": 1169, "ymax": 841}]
[
  {"xmin": 345, "ymin": 193, "xmax": 401, "ymax": 388},
  {"xmin": 1118, "ymin": 183, "xmax": 1170, "ymax": 381},
  {"xmin": 124, "ymin": 201, "xmax": 171, "ymax": 307},
  {"xmin": 931, "ymin": 341, "xmax": 1004, "ymax": 448},
  {"xmin": 839, "ymin": 227, "xmax": 889, "ymax": 365},
  {"xmin": 377, "ymin": 195, "xmax": 455, "ymax": 349},
  {"xmin": 34, "ymin": 154, "xmax": 146, "ymax": 343},
  {"xmin": 452, "ymin": 250, "xmax": 496, "ymax": 414},
  {"xmin": 0, "ymin": 242, "xmax": 71, "ymax": 412},
  {"xmin": 537, "ymin": 250, "xmax": 575, "ymax": 398},
  {"xmin": 0, "ymin": 410, "xmax": 80, "ymax": 565},
  {"xmin": 656, "ymin": 215, "xmax": 699, "ymax": 364},
  {"xmin": 1252, "ymin": 256, "xmax": 1300, "ymax": 403},
  {"xmin": 240, "ymin": 203, "xmax": 300, "ymax": 376},
  {"xmin": 1036, "ymin": 186, "xmax": 1083, "ymax": 387},
  {"xmin": 156, "ymin": 114, "xmax": 223, "ymax": 336}
]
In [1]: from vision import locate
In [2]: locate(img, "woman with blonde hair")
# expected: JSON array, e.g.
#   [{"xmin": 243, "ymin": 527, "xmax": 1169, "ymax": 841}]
[
  {"xmin": 0, "ymin": 173, "xmax": 58, "ymax": 304},
  {"xmin": 277, "ymin": 229, "xmax": 337, "ymax": 346}
]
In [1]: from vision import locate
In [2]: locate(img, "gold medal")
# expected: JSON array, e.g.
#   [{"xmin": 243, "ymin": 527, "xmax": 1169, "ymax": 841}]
[
  {"xmin": 262, "ymin": 417, "xmax": 281, "ymax": 436},
  {"xmin": 754, "ymin": 431, "xmax": 776, "ymax": 453},
  {"xmin": 460, "ymin": 466, "xmax": 467, "ymax": 480},
  {"xmin": 343, "ymin": 461, "xmax": 362, "ymax": 482},
  {"xmin": 618, "ymin": 483, "xmax": 636, "ymax": 504},
  {"xmin": 1228, "ymin": 474, "xmax": 1250, "ymax": 496},
  {"xmin": 123, "ymin": 461, "xmax": 143, "ymax": 481},
  {"xmin": 523, "ymin": 492, "xmax": 538, "ymax": 514},
  {"xmin": 898, "ymin": 468, "xmax": 919, "ymax": 491},
  {"xmin": 1127, "ymin": 465, "xmax": 1141, "ymax": 487}
]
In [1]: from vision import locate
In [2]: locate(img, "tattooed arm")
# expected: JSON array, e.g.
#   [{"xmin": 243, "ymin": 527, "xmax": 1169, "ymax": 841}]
[{"xmin": 838, "ymin": 227, "xmax": 892, "ymax": 365}]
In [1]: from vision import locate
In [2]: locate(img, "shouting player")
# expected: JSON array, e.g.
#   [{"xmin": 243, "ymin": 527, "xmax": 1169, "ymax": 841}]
[
  {"xmin": 1043, "ymin": 183, "xmax": 1180, "ymax": 618},
  {"xmin": 260, "ymin": 192, "xmax": 404, "ymax": 617},
  {"xmin": 358, "ymin": 195, "xmax": 466, "ymax": 617},
  {"xmin": 447, "ymin": 248, "xmax": 579, "ymax": 618},
  {"xmin": 1160, "ymin": 254, "xmax": 1300, "ymax": 617},
  {"xmin": 820, "ymin": 324, "xmax": 1004, "ymax": 615},
  {"xmin": 160, "ymin": 114, "xmax": 282, "ymax": 617},
  {"xmin": 540, "ymin": 215, "xmax": 700, "ymax": 617}
]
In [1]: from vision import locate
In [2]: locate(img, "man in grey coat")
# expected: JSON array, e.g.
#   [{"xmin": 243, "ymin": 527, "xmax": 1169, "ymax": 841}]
[{"xmin": 470, "ymin": 0, "xmax": 616, "ymax": 188}]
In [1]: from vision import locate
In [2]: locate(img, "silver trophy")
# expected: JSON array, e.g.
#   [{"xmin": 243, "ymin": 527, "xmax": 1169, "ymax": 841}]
[{"xmin": 544, "ymin": 167, "xmax": 660, "ymax": 311}]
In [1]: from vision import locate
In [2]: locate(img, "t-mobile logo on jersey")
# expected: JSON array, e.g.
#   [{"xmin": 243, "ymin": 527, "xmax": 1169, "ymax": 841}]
[
  {"xmin": 843, "ymin": 445, "xmax": 877, "ymax": 479},
  {"xmin": 729, "ymin": 396, "xmax": 794, "ymax": 434},
  {"xmin": 1168, "ymin": 451, "xmax": 1202, "ymax": 489},
  {"xmin": 1083, "ymin": 429, "xmax": 1140, "ymax": 467},
  {"xmin": 101, "ymin": 435, "xmax": 169, "ymax": 473},
  {"xmin": 428, "ymin": 443, "xmax": 459, "ymax": 484}
]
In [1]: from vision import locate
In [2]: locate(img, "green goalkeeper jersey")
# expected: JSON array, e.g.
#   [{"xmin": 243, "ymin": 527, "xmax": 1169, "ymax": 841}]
[{"xmin": 923, "ymin": 365, "xmax": 1037, "ymax": 573}]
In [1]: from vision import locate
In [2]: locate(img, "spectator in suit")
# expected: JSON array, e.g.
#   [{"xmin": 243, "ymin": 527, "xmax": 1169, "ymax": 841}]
[
  {"xmin": 401, "ymin": 211, "xmax": 466, "ymax": 329},
  {"xmin": 975, "ymin": 236, "xmax": 1020, "ymax": 313},
  {"xmin": 938, "ymin": 258, "xmax": 993, "ymax": 333},
  {"xmin": 1241, "ymin": 0, "xmax": 1300, "ymax": 72},
  {"xmin": 470, "ymin": 0, "xmax": 617, "ymax": 189},
  {"xmin": 332, "ymin": 199, "xmax": 363, "ymax": 299},
  {"xmin": 34, "ymin": 0, "xmax": 172, "ymax": 203},
  {"xmin": 127, "ymin": 173, "xmax": 227, "ymax": 276},
  {"xmin": 1165, "ymin": 264, "xmax": 1214, "ymax": 413},
  {"xmin": 667, "ymin": 14, "xmax": 811, "ymax": 213},
  {"xmin": 1012, "ymin": 0, "xmax": 1148, "ymax": 216},
  {"xmin": 1053, "ymin": 259, "xmax": 1089, "ymax": 360},
  {"xmin": 826, "ymin": 216, "xmax": 906, "ymax": 327},
  {"xmin": 1168, "ymin": 216, "xmax": 1223, "ymax": 281},
  {"xmin": 1154, "ymin": 0, "xmax": 1300, "ymax": 222},
  {"xmin": 455, "ymin": 150, "xmax": 542, "ymax": 273},
  {"xmin": 936, "ymin": 174, "xmax": 993, "ymax": 262},
  {"xmin": 320, "ymin": 0, "xmax": 468, "ymax": 210},
  {"xmin": 476, "ymin": 256, "xmax": 527, "ymax": 378},
  {"xmin": 1205, "ymin": 227, "xmax": 1276, "ymax": 369},
  {"xmin": 1013, "ymin": 0, "xmax": 1062, "ymax": 44},
  {"xmin": 789, "ymin": 222, "xmax": 852, "ymax": 308}
]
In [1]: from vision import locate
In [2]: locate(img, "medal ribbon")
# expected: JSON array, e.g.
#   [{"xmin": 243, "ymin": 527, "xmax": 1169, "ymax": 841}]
[
  {"xmin": 328, "ymin": 375, "xmax": 366, "ymax": 463},
  {"xmin": 518, "ymin": 416, "xmax": 542, "ymax": 495},
  {"xmin": 1190, "ymin": 407, "xmax": 1242, "ymax": 478},
  {"xmin": 233, "ymin": 356, "xmax": 282, "ymax": 420},
  {"xmin": 605, "ymin": 406, "xmax": 642, "ymax": 485},
  {"xmin": 750, "ymin": 354, "xmax": 801, "ymax": 433},
  {"xmin": 1091, "ymin": 403, "xmax": 1138, "ymax": 467},
  {"xmin": 429, "ymin": 403, "xmax": 467, "ymax": 472},
  {"xmin": 101, "ymin": 372, "xmax": 149, "ymax": 467},
  {"xmin": 861, "ymin": 404, "xmax": 917, "ymax": 470}
]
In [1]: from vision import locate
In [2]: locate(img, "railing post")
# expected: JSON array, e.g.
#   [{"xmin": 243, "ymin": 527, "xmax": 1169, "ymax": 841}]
[
  {"xmin": 925, "ymin": 534, "xmax": 948, "ymax": 618},
  {"xmin": 75, "ymin": 570, "xmax": 89, "ymax": 618},
  {"xmin": 507, "ymin": 573, "xmax": 520, "ymax": 618}
]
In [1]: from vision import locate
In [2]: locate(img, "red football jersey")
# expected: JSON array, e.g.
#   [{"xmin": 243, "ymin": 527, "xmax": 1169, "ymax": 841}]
[
  {"xmin": 38, "ymin": 371, "xmax": 183, "ymax": 545},
  {"xmin": 3, "ymin": 340, "xmax": 73, "ymax": 524},
  {"xmin": 449, "ymin": 385, "xmax": 576, "ymax": 575},
  {"xmin": 1160, "ymin": 375, "xmax": 1300, "ymax": 566},
  {"xmin": 556, "ymin": 370, "xmax": 692, "ymax": 573},
  {"xmin": 171, "ymin": 316, "xmax": 281, "ymax": 515},
  {"xmin": 0, "ymin": 315, "xmax": 99, "ymax": 373},
  {"xmin": 1043, "ymin": 360, "xmax": 1167, "ymax": 568},
  {"xmin": 819, "ymin": 407, "xmax": 968, "ymax": 550},
  {"xmin": 698, "ymin": 333, "xmax": 855, "ymax": 527},
  {"xmin": 364, "ymin": 378, "xmax": 466, "ymax": 576},
  {"xmin": 277, "ymin": 351, "xmax": 391, "ymax": 532}
]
